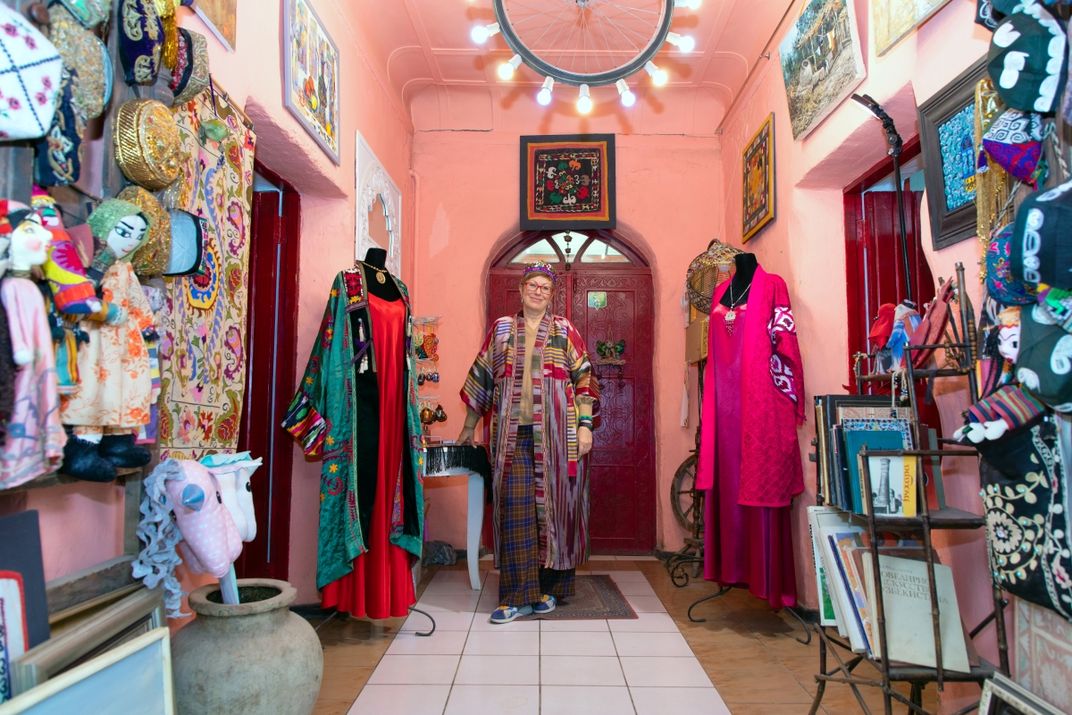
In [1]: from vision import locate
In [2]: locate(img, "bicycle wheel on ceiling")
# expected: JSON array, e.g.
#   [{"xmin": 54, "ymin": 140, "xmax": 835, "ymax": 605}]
[{"xmin": 493, "ymin": 0, "xmax": 674, "ymax": 86}]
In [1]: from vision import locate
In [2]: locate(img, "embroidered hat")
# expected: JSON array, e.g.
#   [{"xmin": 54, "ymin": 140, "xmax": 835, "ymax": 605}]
[
  {"xmin": 1010, "ymin": 178, "xmax": 1072, "ymax": 290},
  {"xmin": 113, "ymin": 99, "xmax": 182, "ymax": 190},
  {"xmin": 49, "ymin": 0, "xmax": 111, "ymax": 28},
  {"xmin": 976, "ymin": 0, "xmax": 1007, "ymax": 31},
  {"xmin": 164, "ymin": 209, "xmax": 204, "ymax": 275},
  {"xmin": 117, "ymin": 185, "xmax": 170, "ymax": 276},
  {"xmin": 1016, "ymin": 304, "xmax": 1072, "ymax": 411},
  {"xmin": 522, "ymin": 260, "xmax": 558, "ymax": 285},
  {"xmin": 0, "ymin": 4, "xmax": 63, "ymax": 141},
  {"xmin": 48, "ymin": 3, "xmax": 110, "ymax": 121},
  {"xmin": 169, "ymin": 28, "xmax": 209, "ymax": 105},
  {"xmin": 33, "ymin": 66, "xmax": 82, "ymax": 187},
  {"xmin": 986, "ymin": 224, "xmax": 1037, "ymax": 305},
  {"xmin": 987, "ymin": 3, "xmax": 1067, "ymax": 114},
  {"xmin": 87, "ymin": 198, "xmax": 147, "ymax": 242},
  {"xmin": 1038, "ymin": 285, "xmax": 1072, "ymax": 333},
  {"xmin": 118, "ymin": 0, "xmax": 163, "ymax": 86},
  {"xmin": 981, "ymin": 109, "xmax": 1045, "ymax": 185}
]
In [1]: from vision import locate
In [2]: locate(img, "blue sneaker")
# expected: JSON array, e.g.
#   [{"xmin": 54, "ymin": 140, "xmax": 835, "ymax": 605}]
[
  {"xmin": 489, "ymin": 604, "xmax": 533, "ymax": 624},
  {"xmin": 532, "ymin": 594, "xmax": 557, "ymax": 615}
]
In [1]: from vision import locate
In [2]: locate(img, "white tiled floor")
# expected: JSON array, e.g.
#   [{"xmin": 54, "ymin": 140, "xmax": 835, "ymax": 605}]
[{"xmin": 347, "ymin": 569, "xmax": 731, "ymax": 715}]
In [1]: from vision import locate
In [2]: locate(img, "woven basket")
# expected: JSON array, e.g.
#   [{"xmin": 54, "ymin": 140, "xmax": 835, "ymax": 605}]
[
  {"xmin": 118, "ymin": 185, "xmax": 171, "ymax": 276},
  {"xmin": 686, "ymin": 241, "xmax": 741, "ymax": 314},
  {"xmin": 113, "ymin": 99, "xmax": 182, "ymax": 190}
]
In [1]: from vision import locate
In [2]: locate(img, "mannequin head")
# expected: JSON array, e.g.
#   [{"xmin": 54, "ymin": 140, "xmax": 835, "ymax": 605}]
[
  {"xmin": 9, "ymin": 212, "xmax": 51, "ymax": 271},
  {"xmin": 364, "ymin": 247, "xmax": 388, "ymax": 269}
]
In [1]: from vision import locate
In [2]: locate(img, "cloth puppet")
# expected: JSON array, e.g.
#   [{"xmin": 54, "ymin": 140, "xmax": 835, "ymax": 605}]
[
  {"xmin": 133, "ymin": 459, "xmax": 242, "ymax": 618},
  {"xmin": 0, "ymin": 210, "xmax": 67, "ymax": 488},
  {"xmin": 885, "ymin": 303, "xmax": 921, "ymax": 371},
  {"xmin": 954, "ymin": 384, "xmax": 1046, "ymax": 443},
  {"xmin": 200, "ymin": 452, "xmax": 262, "ymax": 542},
  {"xmin": 60, "ymin": 199, "xmax": 154, "ymax": 482}
]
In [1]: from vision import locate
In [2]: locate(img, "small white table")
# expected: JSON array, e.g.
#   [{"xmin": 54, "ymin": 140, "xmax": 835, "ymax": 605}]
[{"xmin": 421, "ymin": 445, "xmax": 491, "ymax": 591}]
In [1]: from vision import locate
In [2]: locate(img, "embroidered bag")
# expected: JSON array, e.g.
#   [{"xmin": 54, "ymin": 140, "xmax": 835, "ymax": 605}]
[{"xmin": 909, "ymin": 279, "xmax": 956, "ymax": 368}]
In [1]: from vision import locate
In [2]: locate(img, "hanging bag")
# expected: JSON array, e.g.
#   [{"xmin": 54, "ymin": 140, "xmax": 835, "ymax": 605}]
[{"xmin": 909, "ymin": 279, "xmax": 956, "ymax": 368}]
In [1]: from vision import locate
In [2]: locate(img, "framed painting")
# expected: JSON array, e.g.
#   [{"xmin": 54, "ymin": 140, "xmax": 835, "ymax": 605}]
[
  {"xmin": 282, "ymin": 0, "xmax": 341, "ymax": 164},
  {"xmin": 520, "ymin": 134, "xmax": 615, "ymax": 230},
  {"xmin": 778, "ymin": 0, "xmax": 866, "ymax": 140},
  {"xmin": 918, "ymin": 56, "xmax": 988, "ymax": 250},
  {"xmin": 742, "ymin": 113, "xmax": 775, "ymax": 243},
  {"xmin": 872, "ymin": 0, "xmax": 952, "ymax": 57},
  {"xmin": 193, "ymin": 0, "xmax": 237, "ymax": 51},
  {"xmin": 979, "ymin": 673, "xmax": 1063, "ymax": 715}
]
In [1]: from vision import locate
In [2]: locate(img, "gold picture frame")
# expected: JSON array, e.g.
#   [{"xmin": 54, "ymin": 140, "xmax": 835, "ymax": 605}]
[{"xmin": 742, "ymin": 113, "xmax": 775, "ymax": 243}]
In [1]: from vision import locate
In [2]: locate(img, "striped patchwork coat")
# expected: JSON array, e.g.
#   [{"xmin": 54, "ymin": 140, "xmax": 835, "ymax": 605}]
[{"xmin": 462, "ymin": 312, "xmax": 600, "ymax": 570}]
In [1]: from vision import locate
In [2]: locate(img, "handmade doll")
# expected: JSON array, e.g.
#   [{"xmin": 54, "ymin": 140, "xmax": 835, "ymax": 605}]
[
  {"xmin": 0, "ymin": 209, "xmax": 67, "ymax": 488},
  {"xmin": 60, "ymin": 199, "xmax": 155, "ymax": 482}
]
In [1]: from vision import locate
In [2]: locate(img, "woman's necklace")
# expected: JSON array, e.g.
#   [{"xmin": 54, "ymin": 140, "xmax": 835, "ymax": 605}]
[
  {"xmin": 361, "ymin": 261, "xmax": 388, "ymax": 284},
  {"xmin": 724, "ymin": 282, "xmax": 751, "ymax": 335}
]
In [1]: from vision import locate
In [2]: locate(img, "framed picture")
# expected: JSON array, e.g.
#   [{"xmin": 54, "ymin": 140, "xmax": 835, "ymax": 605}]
[
  {"xmin": 778, "ymin": 0, "xmax": 866, "ymax": 140},
  {"xmin": 742, "ymin": 113, "xmax": 775, "ymax": 243},
  {"xmin": 193, "ymin": 0, "xmax": 238, "ymax": 51},
  {"xmin": 520, "ymin": 134, "xmax": 615, "ymax": 230},
  {"xmin": 3, "ymin": 627, "xmax": 173, "ymax": 714},
  {"xmin": 11, "ymin": 588, "xmax": 165, "ymax": 696},
  {"xmin": 918, "ymin": 56, "xmax": 988, "ymax": 250},
  {"xmin": 872, "ymin": 0, "xmax": 952, "ymax": 57},
  {"xmin": 979, "ymin": 673, "xmax": 1064, "ymax": 715},
  {"xmin": 282, "ymin": 0, "xmax": 341, "ymax": 164}
]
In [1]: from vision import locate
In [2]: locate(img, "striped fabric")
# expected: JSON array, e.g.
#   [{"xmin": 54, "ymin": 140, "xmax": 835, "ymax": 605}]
[
  {"xmin": 498, "ymin": 426, "xmax": 577, "ymax": 606},
  {"xmin": 462, "ymin": 312, "xmax": 599, "ymax": 571},
  {"xmin": 968, "ymin": 384, "xmax": 1046, "ymax": 429}
]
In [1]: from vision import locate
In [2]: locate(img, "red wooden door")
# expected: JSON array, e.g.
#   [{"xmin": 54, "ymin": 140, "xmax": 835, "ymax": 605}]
[
  {"xmin": 571, "ymin": 272, "xmax": 656, "ymax": 553},
  {"xmin": 235, "ymin": 173, "xmax": 301, "ymax": 580}
]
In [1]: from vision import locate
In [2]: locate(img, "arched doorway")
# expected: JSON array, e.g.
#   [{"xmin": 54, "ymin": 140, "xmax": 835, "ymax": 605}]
[{"xmin": 488, "ymin": 230, "xmax": 656, "ymax": 554}]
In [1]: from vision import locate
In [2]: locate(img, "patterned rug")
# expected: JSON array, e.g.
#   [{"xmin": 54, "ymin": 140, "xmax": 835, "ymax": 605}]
[{"xmin": 528, "ymin": 575, "xmax": 637, "ymax": 620}]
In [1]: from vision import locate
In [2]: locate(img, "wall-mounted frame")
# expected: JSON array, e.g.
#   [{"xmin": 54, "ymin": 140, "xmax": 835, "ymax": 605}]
[
  {"xmin": 979, "ymin": 673, "xmax": 1063, "ymax": 715},
  {"xmin": 742, "ymin": 113, "xmax": 776, "ymax": 243},
  {"xmin": 918, "ymin": 56, "xmax": 988, "ymax": 250},
  {"xmin": 3, "ymin": 627, "xmax": 173, "ymax": 714},
  {"xmin": 872, "ymin": 0, "xmax": 952, "ymax": 57},
  {"xmin": 355, "ymin": 133, "xmax": 402, "ymax": 275},
  {"xmin": 520, "ymin": 134, "xmax": 616, "ymax": 230},
  {"xmin": 12, "ymin": 588, "xmax": 165, "ymax": 696},
  {"xmin": 193, "ymin": 0, "xmax": 238, "ymax": 51},
  {"xmin": 282, "ymin": 0, "xmax": 341, "ymax": 164}
]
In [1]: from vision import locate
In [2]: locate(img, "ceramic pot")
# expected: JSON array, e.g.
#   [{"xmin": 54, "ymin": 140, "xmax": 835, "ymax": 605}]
[{"xmin": 172, "ymin": 579, "xmax": 323, "ymax": 715}]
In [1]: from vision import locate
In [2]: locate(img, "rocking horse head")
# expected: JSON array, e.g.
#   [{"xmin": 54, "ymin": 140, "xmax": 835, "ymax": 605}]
[
  {"xmin": 164, "ymin": 460, "xmax": 243, "ymax": 578},
  {"xmin": 200, "ymin": 452, "xmax": 262, "ymax": 542}
]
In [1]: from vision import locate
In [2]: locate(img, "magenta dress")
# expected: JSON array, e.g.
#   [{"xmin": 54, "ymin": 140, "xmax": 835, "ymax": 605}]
[{"xmin": 702, "ymin": 302, "xmax": 797, "ymax": 609}]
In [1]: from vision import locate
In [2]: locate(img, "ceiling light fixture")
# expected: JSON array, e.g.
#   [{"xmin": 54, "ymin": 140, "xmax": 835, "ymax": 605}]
[
  {"xmin": 576, "ymin": 84, "xmax": 593, "ymax": 114},
  {"xmin": 480, "ymin": 0, "xmax": 697, "ymax": 112},
  {"xmin": 497, "ymin": 53, "xmax": 522, "ymax": 81},
  {"xmin": 615, "ymin": 79, "xmax": 636, "ymax": 107},
  {"xmin": 537, "ymin": 76, "xmax": 555, "ymax": 106}
]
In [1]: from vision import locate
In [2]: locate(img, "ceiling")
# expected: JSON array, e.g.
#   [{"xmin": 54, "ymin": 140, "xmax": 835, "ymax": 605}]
[{"xmin": 357, "ymin": 0, "xmax": 794, "ymax": 134}]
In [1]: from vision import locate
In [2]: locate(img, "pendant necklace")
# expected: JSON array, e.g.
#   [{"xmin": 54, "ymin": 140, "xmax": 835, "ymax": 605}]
[
  {"xmin": 361, "ymin": 261, "xmax": 388, "ymax": 284},
  {"xmin": 724, "ymin": 282, "xmax": 751, "ymax": 335}
]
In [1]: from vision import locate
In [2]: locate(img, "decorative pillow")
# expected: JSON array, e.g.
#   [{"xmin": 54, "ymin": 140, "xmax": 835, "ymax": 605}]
[
  {"xmin": 118, "ymin": 185, "xmax": 171, "ymax": 277},
  {"xmin": 118, "ymin": 0, "xmax": 163, "ymax": 86},
  {"xmin": 0, "ymin": 4, "xmax": 63, "ymax": 141},
  {"xmin": 113, "ymin": 99, "xmax": 182, "ymax": 190},
  {"xmin": 33, "ymin": 67, "xmax": 82, "ymax": 187},
  {"xmin": 978, "ymin": 418, "xmax": 1072, "ymax": 623}
]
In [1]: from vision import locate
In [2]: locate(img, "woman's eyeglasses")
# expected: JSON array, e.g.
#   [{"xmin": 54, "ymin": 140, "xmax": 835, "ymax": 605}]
[{"xmin": 525, "ymin": 283, "xmax": 553, "ymax": 295}]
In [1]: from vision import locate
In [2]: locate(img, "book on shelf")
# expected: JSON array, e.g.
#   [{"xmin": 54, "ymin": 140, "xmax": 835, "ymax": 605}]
[
  {"xmin": 860, "ymin": 553, "xmax": 970, "ymax": 673},
  {"xmin": 825, "ymin": 528, "xmax": 871, "ymax": 654},
  {"xmin": 806, "ymin": 506, "xmax": 844, "ymax": 627},
  {"xmin": 859, "ymin": 452, "xmax": 918, "ymax": 517},
  {"xmin": 843, "ymin": 429, "xmax": 904, "ymax": 513}
]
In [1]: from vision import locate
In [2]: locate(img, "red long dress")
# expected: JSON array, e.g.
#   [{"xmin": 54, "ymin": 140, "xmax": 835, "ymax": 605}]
[{"xmin": 320, "ymin": 293, "xmax": 415, "ymax": 618}]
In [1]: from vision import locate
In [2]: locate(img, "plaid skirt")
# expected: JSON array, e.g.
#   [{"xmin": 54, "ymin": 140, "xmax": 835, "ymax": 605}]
[{"xmin": 498, "ymin": 425, "xmax": 575, "ymax": 606}]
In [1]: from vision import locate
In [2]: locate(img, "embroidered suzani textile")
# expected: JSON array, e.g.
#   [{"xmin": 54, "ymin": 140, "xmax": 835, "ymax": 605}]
[{"xmin": 158, "ymin": 89, "xmax": 256, "ymax": 458}]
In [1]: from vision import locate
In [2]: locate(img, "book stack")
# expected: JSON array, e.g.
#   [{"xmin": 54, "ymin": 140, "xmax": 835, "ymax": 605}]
[{"xmin": 806, "ymin": 505, "xmax": 971, "ymax": 672}]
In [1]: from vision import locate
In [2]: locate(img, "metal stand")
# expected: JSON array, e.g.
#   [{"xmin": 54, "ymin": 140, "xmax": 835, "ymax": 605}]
[
  {"xmin": 408, "ymin": 606, "xmax": 437, "ymax": 637},
  {"xmin": 686, "ymin": 585, "xmax": 812, "ymax": 645}
]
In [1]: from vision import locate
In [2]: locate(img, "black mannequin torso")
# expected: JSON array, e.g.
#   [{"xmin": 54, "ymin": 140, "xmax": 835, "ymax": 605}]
[
  {"xmin": 720, "ymin": 252, "xmax": 758, "ymax": 307},
  {"xmin": 361, "ymin": 248, "xmax": 402, "ymax": 301}
]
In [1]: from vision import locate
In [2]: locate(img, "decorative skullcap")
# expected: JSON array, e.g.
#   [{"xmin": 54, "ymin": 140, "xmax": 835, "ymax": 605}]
[{"xmin": 522, "ymin": 260, "xmax": 558, "ymax": 285}]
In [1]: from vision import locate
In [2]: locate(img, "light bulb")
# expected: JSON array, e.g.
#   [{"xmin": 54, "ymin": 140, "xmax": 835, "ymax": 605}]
[
  {"xmin": 674, "ymin": 0, "xmax": 702, "ymax": 9},
  {"xmin": 615, "ymin": 79, "xmax": 636, "ymax": 107},
  {"xmin": 576, "ymin": 84, "xmax": 593, "ymax": 114},
  {"xmin": 497, "ymin": 54, "xmax": 522, "ymax": 81},
  {"xmin": 666, "ymin": 32, "xmax": 696, "ymax": 53},
  {"xmin": 645, "ymin": 61, "xmax": 669, "ymax": 87},
  {"xmin": 537, "ymin": 77, "xmax": 555, "ymax": 106},
  {"xmin": 470, "ymin": 22, "xmax": 500, "ymax": 45}
]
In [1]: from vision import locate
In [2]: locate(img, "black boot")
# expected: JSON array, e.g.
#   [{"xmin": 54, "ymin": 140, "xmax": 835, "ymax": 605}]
[
  {"xmin": 61, "ymin": 434, "xmax": 118, "ymax": 483},
  {"xmin": 98, "ymin": 434, "xmax": 151, "ymax": 469}
]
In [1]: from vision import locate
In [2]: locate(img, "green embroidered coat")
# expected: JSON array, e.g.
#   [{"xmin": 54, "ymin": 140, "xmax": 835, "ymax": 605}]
[{"xmin": 283, "ymin": 268, "xmax": 424, "ymax": 589}]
